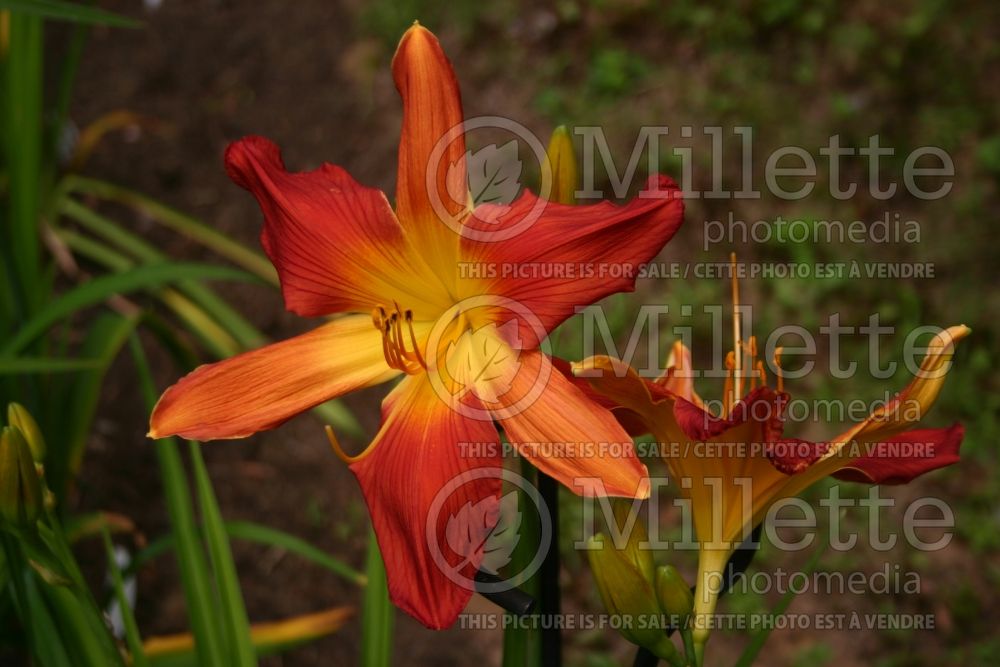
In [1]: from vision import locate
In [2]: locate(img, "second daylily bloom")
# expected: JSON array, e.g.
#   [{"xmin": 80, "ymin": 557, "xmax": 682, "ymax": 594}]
[
  {"xmin": 149, "ymin": 24, "xmax": 684, "ymax": 628},
  {"xmin": 573, "ymin": 269, "xmax": 968, "ymax": 655}
]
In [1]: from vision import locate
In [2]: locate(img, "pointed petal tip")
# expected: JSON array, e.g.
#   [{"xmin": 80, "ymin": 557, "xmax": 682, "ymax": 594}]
[
  {"xmin": 592, "ymin": 464, "xmax": 650, "ymax": 500},
  {"xmin": 634, "ymin": 473, "xmax": 651, "ymax": 500},
  {"xmin": 394, "ymin": 22, "xmax": 439, "ymax": 63}
]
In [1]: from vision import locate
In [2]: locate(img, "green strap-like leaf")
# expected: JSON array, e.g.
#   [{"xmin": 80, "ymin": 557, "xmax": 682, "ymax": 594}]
[
  {"xmin": 189, "ymin": 442, "xmax": 257, "ymax": 667},
  {"xmin": 126, "ymin": 520, "xmax": 366, "ymax": 586},
  {"xmin": 101, "ymin": 526, "xmax": 150, "ymax": 667},
  {"xmin": 1, "ymin": 262, "xmax": 258, "ymax": 355},
  {"xmin": 0, "ymin": 0, "xmax": 141, "ymax": 27},
  {"xmin": 0, "ymin": 357, "xmax": 100, "ymax": 374},
  {"xmin": 361, "ymin": 527, "xmax": 394, "ymax": 667},
  {"xmin": 130, "ymin": 336, "xmax": 229, "ymax": 667}
]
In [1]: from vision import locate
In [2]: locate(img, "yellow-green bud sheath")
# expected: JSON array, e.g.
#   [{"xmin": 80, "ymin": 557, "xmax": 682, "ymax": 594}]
[
  {"xmin": 587, "ymin": 534, "xmax": 683, "ymax": 664},
  {"xmin": 0, "ymin": 426, "xmax": 42, "ymax": 529},
  {"xmin": 608, "ymin": 498, "xmax": 655, "ymax": 582},
  {"xmin": 655, "ymin": 564, "xmax": 694, "ymax": 621},
  {"xmin": 7, "ymin": 402, "xmax": 45, "ymax": 463}
]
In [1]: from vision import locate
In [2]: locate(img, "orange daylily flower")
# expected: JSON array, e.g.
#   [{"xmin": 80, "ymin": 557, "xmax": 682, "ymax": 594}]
[
  {"xmin": 149, "ymin": 24, "xmax": 684, "ymax": 628},
  {"xmin": 573, "ymin": 270, "xmax": 968, "ymax": 654}
]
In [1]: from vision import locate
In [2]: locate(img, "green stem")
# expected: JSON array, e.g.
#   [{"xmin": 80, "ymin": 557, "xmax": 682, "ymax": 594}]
[
  {"xmin": 361, "ymin": 527, "xmax": 393, "ymax": 667},
  {"xmin": 537, "ymin": 471, "xmax": 561, "ymax": 666},
  {"xmin": 681, "ymin": 629, "xmax": 697, "ymax": 667},
  {"xmin": 501, "ymin": 456, "xmax": 541, "ymax": 667}
]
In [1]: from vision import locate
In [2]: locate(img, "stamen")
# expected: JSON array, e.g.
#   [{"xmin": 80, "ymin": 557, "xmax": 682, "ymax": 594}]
[
  {"xmin": 374, "ymin": 302, "xmax": 427, "ymax": 375},
  {"xmin": 404, "ymin": 310, "xmax": 428, "ymax": 369},
  {"xmin": 372, "ymin": 306, "xmax": 385, "ymax": 330},
  {"xmin": 391, "ymin": 313, "xmax": 410, "ymax": 361},
  {"xmin": 326, "ymin": 425, "xmax": 374, "ymax": 464},
  {"xmin": 756, "ymin": 359, "xmax": 767, "ymax": 389},
  {"xmin": 730, "ymin": 252, "xmax": 742, "ymax": 409},
  {"xmin": 773, "ymin": 346, "xmax": 784, "ymax": 393},
  {"xmin": 723, "ymin": 350, "xmax": 735, "ymax": 416},
  {"xmin": 746, "ymin": 335, "xmax": 759, "ymax": 389},
  {"xmin": 382, "ymin": 320, "xmax": 401, "ymax": 369}
]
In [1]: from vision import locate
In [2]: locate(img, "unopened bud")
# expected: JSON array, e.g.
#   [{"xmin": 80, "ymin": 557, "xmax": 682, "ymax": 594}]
[
  {"xmin": 7, "ymin": 403, "xmax": 45, "ymax": 463},
  {"xmin": 545, "ymin": 125, "xmax": 578, "ymax": 205},
  {"xmin": 0, "ymin": 426, "xmax": 43, "ymax": 529},
  {"xmin": 655, "ymin": 564, "xmax": 694, "ymax": 624},
  {"xmin": 588, "ymin": 534, "xmax": 681, "ymax": 664}
]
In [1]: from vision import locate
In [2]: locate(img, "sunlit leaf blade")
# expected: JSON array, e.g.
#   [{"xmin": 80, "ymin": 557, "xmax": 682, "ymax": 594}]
[
  {"xmin": 52, "ymin": 202, "xmax": 361, "ymax": 435},
  {"xmin": 143, "ymin": 606, "xmax": 354, "ymax": 667},
  {"xmin": 1, "ymin": 262, "xmax": 259, "ymax": 355},
  {"xmin": 62, "ymin": 176, "xmax": 278, "ymax": 283}
]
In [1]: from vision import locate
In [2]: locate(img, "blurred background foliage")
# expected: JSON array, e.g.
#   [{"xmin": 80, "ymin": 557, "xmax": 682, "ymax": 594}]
[{"xmin": 0, "ymin": 0, "xmax": 997, "ymax": 665}]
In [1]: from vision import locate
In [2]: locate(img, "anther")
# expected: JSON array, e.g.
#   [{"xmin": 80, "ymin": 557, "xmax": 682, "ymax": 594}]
[
  {"xmin": 773, "ymin": 346, "xmax": 784, "ymax": 393},
  {"xmin": 404, "ymin": 310, "xmax": 428, "ymax": 370},
  {"xmin": 373, "ymin": 302, "xmax": 426, "ymax": 374}
]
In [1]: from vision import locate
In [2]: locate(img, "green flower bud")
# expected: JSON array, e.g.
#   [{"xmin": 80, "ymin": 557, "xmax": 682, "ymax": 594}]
[
  {"xmin": 608, "ymin": 498, "xmax": 655, "ymax": 581},
  {"xmin": 0, "ymin": 426, "xmax": 43, "ymax": 529},
  {"xmin": 7, "ymin": 402, "xmax": 45, "ymax": 463},
  {"xmin": 655, "ymin": 564, "xmax": 694, "ymax": 625},
  {"xmin": 588, "ymin": 533, "xmax": 681, "ymax": 664}
]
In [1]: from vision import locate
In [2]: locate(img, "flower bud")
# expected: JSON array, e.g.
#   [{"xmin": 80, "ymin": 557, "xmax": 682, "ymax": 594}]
[
  {"xmin": 7, "ymin": 402, "xmax": 45, "ymax": 463},
  {"xmin": 545, "ymin": 125, "xmax": 578, "ymax": 205},
  {"xmin": 608, "ymin": 498, "xmax": 654, "ymax": 580},
  {"xmin": 588, "ymin": 533, "xmax": 680, "ymax": 664},
  {"xmin": 655, "ymin": 564, "xmax": 694, "ymax": 624},
  {"xmin": 0, "ymin": 426, "xmax": 43, "ymax": 529}
]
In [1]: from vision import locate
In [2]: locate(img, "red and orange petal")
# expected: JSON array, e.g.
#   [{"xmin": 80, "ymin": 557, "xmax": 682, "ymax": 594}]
[
  {"xmin": 765, "ymin": 424, "xmax": 964, "ymax": 486},
  {"xmin": 349, "ymin": 375, "xmax": 502, "ymax": 630},
  {"xmin": 224, "ymin": 135, "xmax": 450, "ymax": 319},
  {"xmin": 673, "ymin": 387, "xmax": 788, "ymax": 444},
  {"xmin": 149, "ymin": 315, "xmax": 396, "ymax": 441},
  {"xmin": 392, "ymin": 24, "xmax": 468, "ymax": 262},
  {"xmin": 459, "ymin": 175, "xmax": 684, "ymax": 348},
  {"xmin": 492, "ymin": 351, "xmax": 650, "ymax": 499},
  {"xmin": 657, "ymin": 340, "xmax": 705, "ymax": 409},
  {"xmin": 831, "ymin": 324, "xmax": 970, "ymax": 445},
  {"xmin": 832, "ymin": 424, "xmax": 964, "ymax": 485}
]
